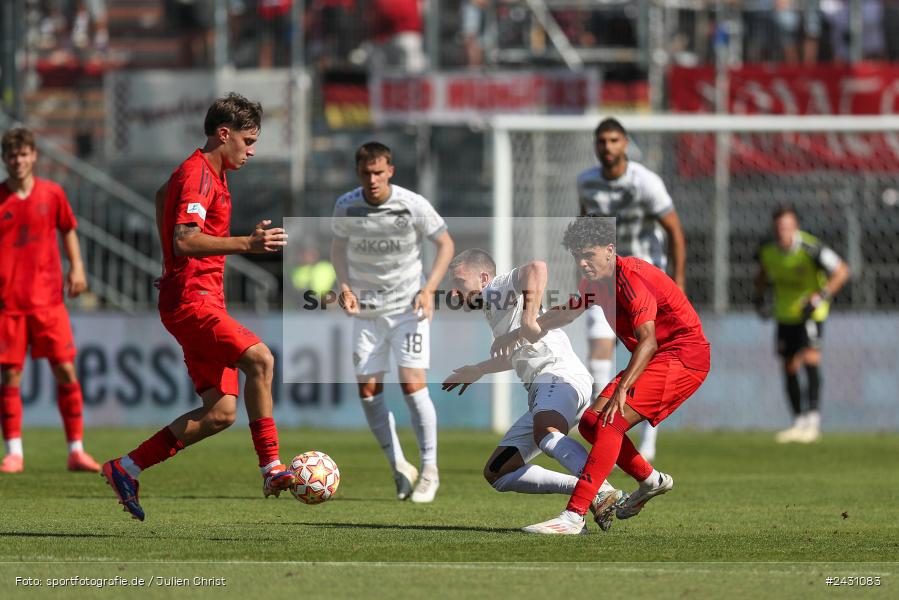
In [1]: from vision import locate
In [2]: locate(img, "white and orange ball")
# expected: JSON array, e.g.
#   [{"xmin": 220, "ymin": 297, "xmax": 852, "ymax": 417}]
[{"xmin": 289, "ymin": 451, "xmax": 340, "ymax": 505}]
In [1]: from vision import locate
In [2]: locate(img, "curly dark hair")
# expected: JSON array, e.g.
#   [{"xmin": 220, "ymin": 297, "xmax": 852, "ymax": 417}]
[{"xmin": 561, "ymin": 217, "xmax": 616, "ymax": 253}]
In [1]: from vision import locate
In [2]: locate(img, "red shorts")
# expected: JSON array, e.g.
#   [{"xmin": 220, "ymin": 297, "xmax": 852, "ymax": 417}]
[
  {"xmin": 160, "ymin": 299, "xmax": 262, "ymax": 397},
  {"xmin": 600, "ymin": 357, "xmax": 708, "ymax": 427},
  {"xmin": 0, "ymin": 305, "xmax": 77, "ymax": 369}
]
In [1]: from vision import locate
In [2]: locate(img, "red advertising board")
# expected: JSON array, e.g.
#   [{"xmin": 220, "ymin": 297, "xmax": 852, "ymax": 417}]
[
  {"xmin": 669, "ymin": 63, "xmax": 899, "ymax": 174},
  {"xmin": 370, "ymin": 70, "xmax": 600, "ymax": 125}
]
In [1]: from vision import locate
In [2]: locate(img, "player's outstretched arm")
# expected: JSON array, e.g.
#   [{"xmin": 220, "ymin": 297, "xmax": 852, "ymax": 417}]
[
  {"xmin": 442, "ymin": 355, "xmax": 512, "ymax": 395},
  {"xmin": 173, "ymin": 220, "xmax": 287, "ymax": 258},
  {"xmin": 414, "ymin": 231, "xmax": 455, "ymax": 321},
  {"xmin": 62, "ymin": 228, "xmax": 87, "ymax": 298},
  {"xmin": 330, "ymin": 237, "xmax": 358, "ymax": 315},
  {"xmin": 490, "ymin": 301, "xmax": 584, "ymax": 358}
]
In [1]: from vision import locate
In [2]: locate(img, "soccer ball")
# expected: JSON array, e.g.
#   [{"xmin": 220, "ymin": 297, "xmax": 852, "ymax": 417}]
[{"xmin": 289, "ymin": 451, "xmax": 340, "ymax": 505}]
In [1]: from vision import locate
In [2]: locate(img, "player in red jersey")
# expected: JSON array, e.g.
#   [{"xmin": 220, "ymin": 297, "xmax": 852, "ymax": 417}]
[
  {"xmin": 492, "ymin": 217, "xmax": 711, "ymax": 534},
  {"xmin": 0, "ymin": 127, "xmax": 100, "ymax": 474},
  {"xmin": 102, "ymin": 94, "xmax": 292, "ymax": 521}
]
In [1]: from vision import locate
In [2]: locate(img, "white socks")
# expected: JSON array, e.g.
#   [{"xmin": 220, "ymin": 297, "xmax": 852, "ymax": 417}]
[
  {"xmin": 805, "ymin": 411, "xmax": 821, "ymax": 431},
  {"xmin": 360, "ymin": 393, "xmax": 407, "ymax": 468},
  {"xmin": 589, "ymin": 358, "xmax": 613, "ymax": 397},
  {"xmin": 5, "ymin": 437, "xmax": 23, "ymax": 456},
  {"xmin": 403, "ymin": 387, "xmax": 438, "ymax": 468},
  {"xmin": 68, "ymin": 440, "xmax": 83, "ymax": 453},
  {"xmin": 492, "ymin": 464, "xmax": 578, "ymax": 494},
  {"xmin": 120, "ymin": 455, "xmax": 142, "ymax": 479},
  {"xmin": 640, "ymin": 468, "xmax": 661, "ymax": 488},
  {"xmin": 538, "ymin": 430, "xmax": 588, "ymax": 475},
  {"xmin": 638, "ymin": 421, "xmax": 658, "ymax": 457},
  {"xmin": 536, "ymin": 431, "xmax": 615, "ymax": 493}
]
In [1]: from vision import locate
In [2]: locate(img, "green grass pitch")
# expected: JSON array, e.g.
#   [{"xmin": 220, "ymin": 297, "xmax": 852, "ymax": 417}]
[{"xmin": 1, "ymin": 428, "xmax": 897, "ymax": 598}]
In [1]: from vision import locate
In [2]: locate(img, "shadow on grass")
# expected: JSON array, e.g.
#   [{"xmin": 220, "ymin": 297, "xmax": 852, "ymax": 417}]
[
  {"xmin": 0, "ymin": 531, "xmax": 119, "ymax": 539},
  {"xmin": 290, "ymin": 522, "xmax": 519, "ymax": 534}
]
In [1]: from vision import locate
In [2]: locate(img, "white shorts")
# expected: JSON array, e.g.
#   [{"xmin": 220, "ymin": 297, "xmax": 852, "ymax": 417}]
[
  {"xmin": 586, "ymin": 304, "xmax": 615, "ymax": 340},
  {"xmin": 352, "ymin": 308, "xmax": 430, "ymax": 376},
  {"xmin": 497, "ymin": 374, "xmax": 589, "ymax": 464}
]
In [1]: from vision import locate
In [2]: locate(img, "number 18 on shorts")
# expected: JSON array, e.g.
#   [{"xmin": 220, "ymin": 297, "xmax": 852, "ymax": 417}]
[{"xmin": 352, "ymin": 309, "xmax": 430, "ymax": 376}]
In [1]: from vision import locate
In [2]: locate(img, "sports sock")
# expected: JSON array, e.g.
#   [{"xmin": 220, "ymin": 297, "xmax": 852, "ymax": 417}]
[
  {"xmin": 360, "ymin": 393, "xmax": 407, "ymax": 467},
  {"xmin": 127, "ymin": 426, "xmax": 185, "ymax": 471},
  {"xmin": 806, "ymin": 410, "xmax": 821, "ymax": 432},
  {"xmin": 568, "ymin": 415, "xmax": 632, "ymax": 515},
  {"xmin": 1, "ymin": 385, "xmax": 23, "ymax": 443},
  {"xmin": 491, "ymin": 464, "xmax": 577, "ymax": 494},
  {"xmin": 589, "ymin": 359, "xmax": 613, "ymax": 398},
  {"xmin": 806, "ymin": 364, "xmax": 820, "ymax": 412},
  {"xmin": 785, "ymin": 371, "xmax": 801, "ymax": 416},
  {"xmin": 67, "ymin": 440, "xmax": 84, "ymax": 453},
  {"xmin": 120, "ymin": 455, "xmax": 141, "ymax": 479},
  {"xmin": 617, "ymin": 432, "xmax": 655, "ymax": 482},
  {"xmin": 403, "ymin": 387, "xmax": 438, "ymax": 468},
  {"xmin": 640, "ymin": 469, "xmax": 662, "ymax": 487},
  {"xmin": 56, "ymin": 382, "xmax": 84, "ymax": 443},
  {"xmin": 5, "ymin": 437, "xmax": 23, "ymax": 456},
  {"xmin": 538, "ymin": 430, "xmax": 588, "ymax": 475},
  {"xmin": 249, "ymin": 417, "xmax": 281, "ymax": 472}
]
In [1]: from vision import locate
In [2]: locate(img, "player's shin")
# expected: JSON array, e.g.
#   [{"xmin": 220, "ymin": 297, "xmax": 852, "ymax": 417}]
[
  {"xmin": 492, "ymin": 464, "xmax": 578, "ymax": 494},
  {"xmin": 538, "ymin": 431, "xmax": 588, "ymax": 475},
  {"xmin": 566, "ymin": 417, "xmax": 630, "ymax": 515},
  {"xmin": 360, "ymin": 393, "xmax": 407, "ymax": 467},
  {"xmin": 126, "ymin": 426, "xmax": 186, "ymax": 476},
  {"xmin": 403, "ymin": 387, "xmax": 438, "ymax": 469},
  {"xmin": 249, "ymin": 417, "xmax": 282, "ymax": 473},
  {"xmin": 56, "ymin": 382, "xmax": 84, "ymax": 447},
  {"xmin": 616, "ymin": 430, "xmax": 654, "ymax": 482},
  {"xmin": 1, "ymin": 385, "xmax": 23, "ymax": 451}
]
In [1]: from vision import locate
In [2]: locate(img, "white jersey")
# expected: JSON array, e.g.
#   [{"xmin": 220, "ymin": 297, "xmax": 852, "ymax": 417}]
[
  {"xmin": 577, "ymin": 161, "xmax": 674, "ymax": 270},
  {"xmin": 332, "ymin": 184, "xmax": 447, "ymax": 317},
  {"xmin": 483, "ymin": 269, "xmax": 592, "ymax": 395}
]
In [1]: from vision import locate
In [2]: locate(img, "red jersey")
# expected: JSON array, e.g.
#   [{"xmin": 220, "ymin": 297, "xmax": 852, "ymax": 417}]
[
  {"xmin": 0, "ymin": 178, "xmax": 77, "ymax": 314},
  {"xmin": 158, "ymin": 149, "xmax": 232, "ymax": 313},
  {"xmin": 577, "ymin": 256, "xmax": 710, "ymax": 371}
]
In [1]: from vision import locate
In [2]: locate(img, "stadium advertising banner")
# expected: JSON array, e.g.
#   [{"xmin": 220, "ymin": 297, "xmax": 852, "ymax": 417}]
[
  {"xmin": 105, "ymin": 69, "xmax": 297, "ymax": 159},
  {"xmin": 669, "ymin": 63, "xmax": 899, "ymax": 174},
  {"xmin": 369, "ymin": 70, "xmax": 601, "ymax": 125}
]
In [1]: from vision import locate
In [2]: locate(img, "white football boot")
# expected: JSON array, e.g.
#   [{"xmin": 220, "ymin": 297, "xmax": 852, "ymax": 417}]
[
  {"xmin": 616, "ymin": 472, "xmax": 674, "ymax": 520},
  {"xmin": 522, "ymin": 511, "xmax": 588, "ymax": 535},
  {"xmin": 393, "ymin": 461, "xmax": 419, "ymax": 501},
  {"xmin": 410, "ymin": 466, "xmax": 439, "ymax": 503}
]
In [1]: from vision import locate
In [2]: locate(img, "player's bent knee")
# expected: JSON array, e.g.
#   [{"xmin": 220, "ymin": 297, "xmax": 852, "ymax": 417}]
[
  {"xmin": 483, "ymin": 446, "xmax": 519, "ymax": 487},
  {"xmin": 240, "ymin": 343, "xmax": 274, "ymax": 376},
  {"xmin": 207, "ymin": 408, "xmax": 237, "ymax": 432}
]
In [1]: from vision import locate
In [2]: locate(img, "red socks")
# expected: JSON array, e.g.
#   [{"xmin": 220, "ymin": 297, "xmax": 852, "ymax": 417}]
[
  {"xmin": 617, "ymin": 432, "xmax": 654, "ymax": 482},
  {"xmin": 578, "ymin": 409, "xmax": 654, "ymax": 480},
  {"xmin": 249, "ymin": 417, "xmax": 280, "ymax": 470},
  {"xmin": 57, "ymin": 382, "xmax": 84, "ymax": 443},
  {"xmin": 1, "ymin": 385, "xmax": 22, "ymax": 440},
  {"xmin": 128, "ymin": 427, "xmax": 185, "ymax": 470},
  {"xmin": 568, "ymin": 414, "xmax": 634, "ymax": 515}
]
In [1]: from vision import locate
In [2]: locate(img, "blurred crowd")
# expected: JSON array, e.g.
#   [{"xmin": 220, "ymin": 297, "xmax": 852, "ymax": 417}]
[{"xmin": 24, "ymin": 0, "xmax": 899, "ymax": 71}]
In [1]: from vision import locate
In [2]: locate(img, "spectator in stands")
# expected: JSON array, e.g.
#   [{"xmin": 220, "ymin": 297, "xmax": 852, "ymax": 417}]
[
  {"xmin": 461, "ymin": 0, "xmax": 488, "ymax": 67},
  {"xmin": 745, "ymin": 0, "xmax": 822, "ymax": 64},
  {"xmin": 257, "ymin": 0, "xmax": 293, "ymax": 68},
  {"xmin": 164, "ymin": 0, "xmax": 215, "ymax": 67},
  {"xmin": 885, "ymin": 0, "xmax": 899, "ymax": 61},
  {"xmin": 71, "ymin": 0, "xmax": 109, "ymax": 54},
  {"xmin": 821, "ymin": 0, "xmax": 885, "ymax": 62},
  {"xmin": 370, "ymin": 0, "xmax": 426, "ymax": 73}
]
